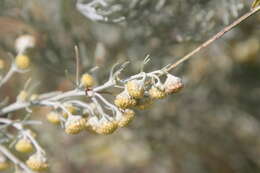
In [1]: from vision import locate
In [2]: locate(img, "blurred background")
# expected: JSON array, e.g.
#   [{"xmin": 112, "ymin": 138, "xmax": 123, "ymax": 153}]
[{"xmin": 0, "ymin": 0, "xmax": 260, "ymax": 172}]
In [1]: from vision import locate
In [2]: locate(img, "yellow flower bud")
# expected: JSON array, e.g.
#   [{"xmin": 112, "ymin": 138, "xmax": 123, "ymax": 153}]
[
  {"xmin": 117, "ymin": 109, "xmax": 135, "ymax": 128},
  {"xmin": 95, "ymin": 121, "xmax": 118, "ymax": 135},
  {"xmin": 80, "ymin": 73, "xmax": 95, "ymax": 88},
  {"xmin": 126, "ymin": 80, "xmax": 144, "ymax": 99},
  {"xmin": 17, "ymin": 90, "xmax": 28, "ymax": 102},
  {"xmin": 65, "ymin": 116, "xmax": 86, "ymax": 134},
  {"xmin": 15, "ymin": 54, "xmax": 30, "ymax": 70},
  {"xmin": 15, "ymin": 139, "xmax": 33, "ymax": 153},
  {"xmin": 26, "ymin": 153, "xmax": 48, "ymax": 171},
  {"xmin": 114, "ymin": 91, "xmax": 136, "ymax": 109},
  {"xmin": 149, "ymin": 86, "xmax": 166, "ymax": 99},
  {"xmin": 47, "ymin": 111, "xmax": 61, "ymax": 124},
  {"xmin": 86, "ymin": 117, "xmax": 118, "ymax": 135}
]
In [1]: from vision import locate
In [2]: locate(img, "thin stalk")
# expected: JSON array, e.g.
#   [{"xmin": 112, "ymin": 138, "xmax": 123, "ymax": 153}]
[{"xmin": 165, "ymin": 6, "xmax": 260, "ymax": 72}]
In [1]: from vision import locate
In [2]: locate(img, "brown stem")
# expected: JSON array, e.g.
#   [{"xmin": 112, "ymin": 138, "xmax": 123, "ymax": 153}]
[{"xmin": 165, "ymin": 5, "xmax": 260, "ymax": 72}]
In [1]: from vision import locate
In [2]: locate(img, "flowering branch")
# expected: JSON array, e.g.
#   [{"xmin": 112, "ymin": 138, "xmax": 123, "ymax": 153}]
[
  {"xmin": 1, "ymin": 1, "xmax": 260, "ymax": 114},
  {"xmin": 0, "ymin": 3, "xmax": 259, "ymax": 172},
  {"xmin": 0, "ymin": 144, "xmax": 35, "ymax": 173}
]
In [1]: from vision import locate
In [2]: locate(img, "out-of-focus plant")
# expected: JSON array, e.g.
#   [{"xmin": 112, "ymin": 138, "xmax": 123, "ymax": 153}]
[{"xmin": 0, "ymin": 1, "xmax": 259, "ymax": 172}]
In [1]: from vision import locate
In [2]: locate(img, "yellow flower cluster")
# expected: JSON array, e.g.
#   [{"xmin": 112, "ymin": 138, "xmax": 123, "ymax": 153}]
[
  {"xmin": 65, "ymin": 116, "xmax": 87, "ymax": 134},
  {"xmin": 26, "ymin": 153, "xmax": 49, "ymax": 171},
  {"xmin": 113, "ymin": 75, "xmax": 183, "ymax": 127},
  {"xmin": 114, "ymin": 90, "xmax": 137, "ymax": 109},
  {"xmin": 45, "ymin": 74, "xmax": 183, "ymax": 137},
  {"xmin": 86, "ymin": 117, "xmax": 118, "ymax": 135},
  {"xmin": 117, "ymin": 109, "xmax": 135, "ymax": 128}
]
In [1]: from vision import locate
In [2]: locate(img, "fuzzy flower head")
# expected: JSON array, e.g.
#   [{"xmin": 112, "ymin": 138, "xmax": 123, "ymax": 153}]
[
  {"xmin": 65, "ymin": 115, "xmax": 86, "ymax": 134},
  {"xmin": 80, "ymin": 73, "xmax": 95, "ymax": 88},
  {"xmin": 26, "ymin": 153, "xmax": 48, "ymax": 171},
  {"xmin": 46, "ymin": 111, "xmax": 61, "ymax": 124},
  {"xmin": 126, "ymin": 79, "xmax": 145, "ymax": 99},
  {"xmin": 114, "ymin": 90, "xmax": 136, "ymax": 109},
  {"xmin": 116, "ymin": 109, "xmax": 135, "ymax": 128},
  {"xmin": 164, "ymin": 74, "xmax": 184, "ymax": 94},
  {"xmin": 86, "ymin": 116, "xmax": 118, "ymax": 135},
  {"xmin": 148, "ymin": 86, "xmax": 166, "ymax": 99}
]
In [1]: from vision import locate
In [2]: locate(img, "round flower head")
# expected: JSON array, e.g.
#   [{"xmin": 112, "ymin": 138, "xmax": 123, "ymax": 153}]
[
  {"xmin": 164, "ymin": 74, "xmax": 184, "ymax": 94},
  {"xmin": 148, "ymin": 86, "xmax": 166, "ymax": 99},
  {"xmin": 95, "ymin": 118, "xmax": 118, "ymax": 135},
  {"xmin": 135, "ymin": 97, "xmax": 154, "ymax": 110},
  {"xmin": 47, "ymin": 111, "xmax": 61, "ymax": 124},
  {"xmin": 65, "ymin": 115, "xmax": 86, "ymax": 134},
  {"xmin": 15, "ymin": 54, "xmax": 30, "ymax": 70},
  {"xmin": 116, "ymin": 109, "xmax": 135, "ymax": 128},
  {"xmin": 15, "ymin": 138, "xmax": 33, "ymax": 153},
  {"xmin": 126, "ymin": 80, "xmax": 145, "ymax": 99},
  {"xmin": 26, "ymin": 153, "xmax": 48, "ymax": 171},
  {"xmin": 80, "ymin": 73, "xmax": 95, "ymax": 88},
  {"xmin": 114, "ymin": 90, "xmax": 136, "ymax": 109},
  {"xmin": 0, "ymin": 155, "xmax": 10, "ymax": 171},
  {"xmin": 86, "ymin": 116, "xmax": 118, "ymax": 135}
]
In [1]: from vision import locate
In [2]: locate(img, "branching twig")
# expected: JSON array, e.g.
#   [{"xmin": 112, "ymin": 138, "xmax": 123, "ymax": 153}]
[
  {"xmin": 0, "ymin": 118, "xmax": 45, "ymax": 154},
  {"xmin": 0, "ymin": 5, "xmax": 259, "ymax": 120},
  {"xmin": 0, "ymin": 64, "xmax": 16, "ymax": 88},
  {"xmin": 0, "ymin": 145, "xmax": 35, "ymax": 173}
]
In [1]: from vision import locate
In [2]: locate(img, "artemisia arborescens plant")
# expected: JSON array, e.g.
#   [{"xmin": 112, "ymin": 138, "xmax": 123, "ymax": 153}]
[{"xmin": 0, "ymin": 2, "xmax": 259, "ymax": 172}]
